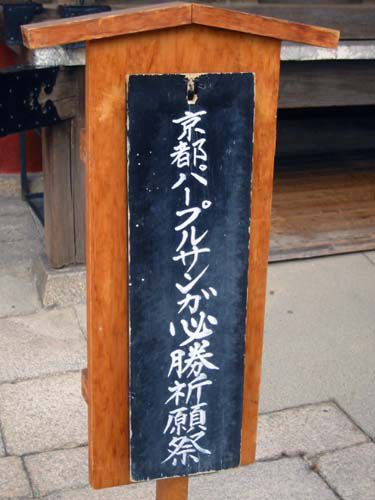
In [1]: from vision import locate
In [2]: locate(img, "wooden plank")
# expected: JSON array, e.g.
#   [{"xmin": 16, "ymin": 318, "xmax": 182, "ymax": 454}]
[
  {"xmin": 258, "ymin": 1, "xmax": 359, "ymax": 4},
  {"xmin": 28, "ymin": 0, "xmax": 372, "ymax": 40},
  {"xmin": 41, "ymin": 68, "xmax": 83, "ymax": 268},
  {"xmin": 22, "ymin": 3, "xmax": 191, "ymax": 48},
  {"xmin": 80, "ymin": 128, "xmax": 86, "ymax": 163},
  {"xmin": 22, "ymin": 2, "xmax": 339, "ymax": 49},
  {"xmin": 192, "ymin": 3, "xmax": 339, "ymax": 48},
  {"xmin": 85, "ymin": 25, "xmax": 280, "ymax": 488},
  {"xmin": 41, "ymin": 121, "xmax": 75, "ymax": 268},
  {"xmin": 279, "ymin": 61, "xmax": 375, "ymax": 109},
  {"xmin": 156, "ymin": 477, "xmax": 188, "ymax": 500},
  {"xmin": 38, "ymin": 68, "xmax": 78, "ymax": 121},
  {"xmin": 240, "ymin": 38, "xmax": 280, "ymax": 465},
  {"xmin": 220, "ymin": 3, "xmax": 375, "ymax": 40},
  {"xmin": 71, "ymin": 67, "xmax": 86, "ymax": 264},
  {"xmin": 269, "ymin": 163, "xmax": 375, "ymax": 261}
]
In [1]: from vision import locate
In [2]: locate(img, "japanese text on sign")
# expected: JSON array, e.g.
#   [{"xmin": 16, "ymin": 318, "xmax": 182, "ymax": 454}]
[{"xmin": 163, "ymin": 110, "xmax": 219, "ymax": 467}]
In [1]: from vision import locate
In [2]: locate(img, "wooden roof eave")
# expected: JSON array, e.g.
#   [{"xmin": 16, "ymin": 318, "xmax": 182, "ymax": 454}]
[{"xmin": 22, "ymin": 2, "xmax": 339, "ymax": 51}]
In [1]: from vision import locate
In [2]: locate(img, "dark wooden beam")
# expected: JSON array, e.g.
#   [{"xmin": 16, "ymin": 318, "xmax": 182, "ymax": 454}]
[
  {"xmin": 79, "ymin": 0, "xmax": 375, "ymax": 40},
  {"xmin": 71, "ymin": 68, "xmax": 86, "ymax": 264},
  {"xmin": 217, "ymin": 3, "xmax": 375, "ymax": 40},
  {"xmin": 279, "ymin": 60, "xmax": 375, "ymax": 108},
  {"xmin": 276, "ymin": 106, "xmax": 375, "ymax": 157},
  {"xmin": 42, "ymin": 120, "xmax": 76, "ymax": 268}
]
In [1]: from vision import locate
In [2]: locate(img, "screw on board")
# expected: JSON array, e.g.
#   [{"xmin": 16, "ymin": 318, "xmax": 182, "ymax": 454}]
[{"xmin": 187, "ymin": 78, "xmax": 198, "ymax": 105}]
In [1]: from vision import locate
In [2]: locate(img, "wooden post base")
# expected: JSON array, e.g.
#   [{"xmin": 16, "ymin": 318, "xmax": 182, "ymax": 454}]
[
  {"xmin": 156, "ymin": 477, "xmax": 188, "ymax": 500},
  {"xmin": 81, "ymin": 368, "xmax": 188, "ymax": 498}
]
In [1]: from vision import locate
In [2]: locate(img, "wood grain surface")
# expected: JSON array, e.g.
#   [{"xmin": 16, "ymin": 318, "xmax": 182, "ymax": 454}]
[
  {"xmin": 192, "ymin": 3, "xmax": 339, "ymax": 48},
  {"xmin": 85, "ymin": 24, "xmax": 280, "ymax": 489},
  {"xmin": 23, "ymin": 3, "xmax": 190, "ymax": 48},
  {"xmin": 270, "ymin": 159, "xmax": 375, "ymax": 261},
  {"xmin": 22, "ymin": 2, "xmax": 339, "ymax": 49},
  {"xmin": 41, "ymin": 122, "xmax": 75, "ymax": 268},
  {"xmin": 71, "ymin": 68, "xmax": 86, "ymax": 264},
  {"xmin": 280, "ymin": 61, "xmax": 375, "ymax": 109},
  {"xmin": 156, "ymin": 477, "xmax": 189, "ymax": 500},
  {"xmin": 218, "ymin": 3, "xmax": 375, "ymax": 40}
]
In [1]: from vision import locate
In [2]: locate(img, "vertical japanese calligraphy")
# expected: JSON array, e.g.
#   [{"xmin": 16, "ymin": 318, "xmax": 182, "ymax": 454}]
[
  {"xmin": 163, "ymin": 108, "xmax": 219, "ymax": 467},
  {"xmin": 128, "ymin": 73, "xmax": 254, "ymax": 481}
]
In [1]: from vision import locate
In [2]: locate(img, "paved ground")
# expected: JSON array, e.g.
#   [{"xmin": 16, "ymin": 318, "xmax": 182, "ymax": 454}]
[{"xmin": 0, "ymin": 195, "xmax": 374, "ymax": 499}]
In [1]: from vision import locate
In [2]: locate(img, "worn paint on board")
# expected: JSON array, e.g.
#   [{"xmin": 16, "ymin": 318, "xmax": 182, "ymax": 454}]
[{"xmin": 128, "ymin": 73, "xmax": 254, "ymax": 481}]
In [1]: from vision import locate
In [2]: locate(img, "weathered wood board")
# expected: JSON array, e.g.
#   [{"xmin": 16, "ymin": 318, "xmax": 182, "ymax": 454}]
[{"xmin": 127, "ymin": 73, "xmax": 254, "ymax": 481}]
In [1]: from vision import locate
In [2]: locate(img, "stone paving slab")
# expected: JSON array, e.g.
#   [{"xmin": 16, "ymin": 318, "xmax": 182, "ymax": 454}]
[
  {"xmin": 74, "ymin": 305, "xmax": 87, "ymax": 337},
  {"xmin": 262, "ymin": 253, "xmax": 375, "ymax": 439},
  {"xmin": 45, "ymin": 481, "xmax": 155, "ymax": 499},
  {"xmin": 0, "ymin": 197, "xmax": 43, "ymax": 273},
  {"xmin": 25, "ymin": 446, "xmax": 88, "ymax": 497},
  {"xmin": 0, "ymin": 273, "xmax": 40, "ymax": 318},
  {"xmin": 0, "ymin": 213, "xmax": 39, "ymax": 243},
  {"xmin": 190, "ymin": 457, "xmax": 337, "ymax": 500},
  {"xmin": 0, "ymin": 239, "xmax": 43, "ymax": 272},
  {"xmin": 43, "ymin": 457, "xmax": 337, "ymax": 500},
  {"xmin": 0, "ymin": 176, "xmax": 21, "ymax": 197},
  {"xmin": 0, "ymin": 197, "xmax": 30, "ymax": 217},
  {"xmin": 0, "ymin": 308, "xmax": 85, "ymax": 383},
  {"xmin": 316, "ymin": 442, "xmax": 375, "ymax": 500},
  {"xmin": 0, "ymin": 174, "xmax": 43, "ymax": 198},
  {"xmin": 364, "ymin": 251, "xmax": 375, "ymax": 265},
  {"xmin": 0, "ymin": 372, "xmax": 87, "ymax": 455},
  {"xmin": 256, "ymin": 402, "xmax": 368, "ymax": 460},
  {"xmin": 0, "ymin": 456, "xmax": 31, "ymax": 498}
]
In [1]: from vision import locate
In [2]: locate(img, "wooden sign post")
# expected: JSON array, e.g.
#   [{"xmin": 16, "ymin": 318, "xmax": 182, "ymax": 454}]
[{"xmin": 22, "ymin": 4, "xmax": 339, "ymax": 499}]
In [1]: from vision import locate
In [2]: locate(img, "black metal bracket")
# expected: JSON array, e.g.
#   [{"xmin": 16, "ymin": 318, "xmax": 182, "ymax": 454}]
[
  {"xmin": 0, "ymin": 66, "xmax": 62, "ymax": 137},
  {"xmin": 2, "ymin": 3, "xmax": 44, "ymax": 45},
  {"xmin": 1, "ymin": 2, "xmax": 111, "ymax": 47}
]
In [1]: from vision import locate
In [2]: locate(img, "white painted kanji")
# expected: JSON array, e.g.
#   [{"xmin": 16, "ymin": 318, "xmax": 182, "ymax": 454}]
[{"xmin": 163, "ymin": 108, "xmax": 219, "ymax": 467}]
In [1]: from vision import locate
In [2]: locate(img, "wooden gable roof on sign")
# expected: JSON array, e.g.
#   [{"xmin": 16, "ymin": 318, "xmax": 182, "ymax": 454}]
[{"xmin": 22, "ymin": 2, "xmax": 339, "ymax": 49}]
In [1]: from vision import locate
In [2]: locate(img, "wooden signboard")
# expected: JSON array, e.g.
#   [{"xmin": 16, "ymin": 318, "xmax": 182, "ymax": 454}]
[
  {"xmin": 22, "ymin": 3, "xmax": 339, "ymax": 499},
  {"xmin": 128, "ymin": 72, "xmax": 254, "ymax": 480}
]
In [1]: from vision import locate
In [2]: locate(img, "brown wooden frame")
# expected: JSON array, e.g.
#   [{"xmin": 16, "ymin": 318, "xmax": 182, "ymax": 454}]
[
  {"xmin": 22, "ymin": 2, "xmax": 338, "ymax": 49},
  {"xmin": 23, "ymin": 3, "xmax": 339, "ymax": 498}
]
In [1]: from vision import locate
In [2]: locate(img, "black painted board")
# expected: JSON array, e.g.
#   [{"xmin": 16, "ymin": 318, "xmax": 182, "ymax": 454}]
[{"xmin": 128, "ymin": 73, "xmax": 254, "ymax": 482}]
